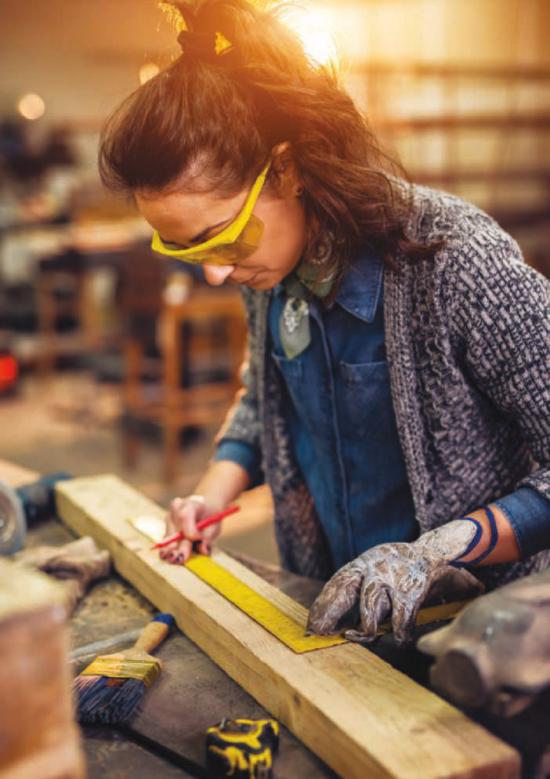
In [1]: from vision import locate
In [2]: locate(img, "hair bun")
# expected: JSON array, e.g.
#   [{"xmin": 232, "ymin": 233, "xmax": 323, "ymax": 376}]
[
  {"xmin": 177, "ymin": 28, "xmax": 234, "ymax": 61},
  {"xmin": 178, "ymin": 29, "xmax": 216, "ymax": 59}
]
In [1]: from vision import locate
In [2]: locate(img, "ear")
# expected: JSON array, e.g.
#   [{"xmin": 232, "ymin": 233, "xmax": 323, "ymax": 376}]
[{"xmin": 270, "ymin": 141, "xmax": 302, "ymax": 197}]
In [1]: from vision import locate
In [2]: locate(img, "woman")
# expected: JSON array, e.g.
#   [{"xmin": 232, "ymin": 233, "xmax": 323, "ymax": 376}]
[{"xmin": 99, "ymin": 0, "xmax": 550, "ymax": 645}]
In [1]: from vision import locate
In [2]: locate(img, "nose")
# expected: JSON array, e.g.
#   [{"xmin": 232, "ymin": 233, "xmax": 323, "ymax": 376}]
[{"xmin": 202, "ymin": 264, "xmax": 235, "ymax": 286}]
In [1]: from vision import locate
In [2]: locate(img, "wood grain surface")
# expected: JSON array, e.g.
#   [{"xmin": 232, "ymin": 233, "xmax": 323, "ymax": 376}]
[
  {"xmin": 56, "ymin": 474, "xmax": 521, "ymax": 779},
  {"xmin": 0, "ymin": 562, "xmax": 85, "ymax": 779}
]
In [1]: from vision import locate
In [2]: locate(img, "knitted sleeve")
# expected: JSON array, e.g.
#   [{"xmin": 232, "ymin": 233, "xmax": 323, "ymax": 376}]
[{"xmin": 445, "ymin": 228, "xmax": 550, "ymax": 501}]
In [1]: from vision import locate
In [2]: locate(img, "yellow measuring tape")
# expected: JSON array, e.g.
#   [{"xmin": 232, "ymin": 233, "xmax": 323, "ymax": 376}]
[
  {"xmin": 185, "ymin": 554, "xmax": 346, "ymax": 653},
  {"xmin": 131, "ymin": 516, "xmax": 469, "ymax": 655}
]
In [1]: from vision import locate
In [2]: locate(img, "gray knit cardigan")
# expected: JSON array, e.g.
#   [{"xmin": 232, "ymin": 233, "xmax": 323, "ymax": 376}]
[{"xmin": 216, "ymin": 181, "xmax": 550, "ymax": 586}]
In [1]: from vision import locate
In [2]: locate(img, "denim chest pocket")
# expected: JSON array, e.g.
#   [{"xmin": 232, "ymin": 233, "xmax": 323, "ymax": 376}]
[
  {"xmin": 339, "ymin": 359, "xmax": 390, "ymax": 384},
  {"xmin": 272, "ymin": 352, "xmax": 400, "ymax": 447},
  {"xmin": 338, "ymin": 360, "xmax": 397, "ymax": 441}
]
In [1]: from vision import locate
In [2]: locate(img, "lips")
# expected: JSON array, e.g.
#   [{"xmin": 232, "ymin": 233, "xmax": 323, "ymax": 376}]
[{"xmin": 231, "ymin": 271, "xmax": 261, "ymax": 285}]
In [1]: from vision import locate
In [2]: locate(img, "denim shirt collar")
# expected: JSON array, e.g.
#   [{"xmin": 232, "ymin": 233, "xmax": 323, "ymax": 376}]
[
  {"xmin": 334, "ymin": 246, "xmax": 384, "ymax": 323},
  {"xmin": 274, "ymin": 246, "xmax": 384, "ymax": 324}
]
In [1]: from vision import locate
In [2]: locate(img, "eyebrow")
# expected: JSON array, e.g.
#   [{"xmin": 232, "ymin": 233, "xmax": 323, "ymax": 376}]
[{"xmin": 160, "ymin": 218, "xmax": 231, "ymax": 247}]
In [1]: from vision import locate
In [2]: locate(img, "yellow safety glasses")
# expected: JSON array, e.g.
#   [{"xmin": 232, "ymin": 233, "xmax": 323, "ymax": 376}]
[{"xmin": 151, "ymin": 160, "xmax": 271, "ymax": 266}]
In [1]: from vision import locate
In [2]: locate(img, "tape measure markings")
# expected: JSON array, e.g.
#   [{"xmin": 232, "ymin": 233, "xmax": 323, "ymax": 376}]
[
  {"xmin": 129, "ymin": 516, "xmax": 470, "ymax": 652},
  {"xmin": 130, "ymin": 514, "xmax": 345, "ymax": 653},
  {"xmin": 185, "ymin": 555, "xmax": 346, "ymax": 653}
]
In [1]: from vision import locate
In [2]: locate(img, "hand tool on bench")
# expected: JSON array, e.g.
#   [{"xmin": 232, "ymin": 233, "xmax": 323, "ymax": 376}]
[
  {"xmin": 74, "ymin": 612, "xmax": 174, "ymax": 724},
  {"xmin": 205, "ymin": 718, "xmax": 280, "ymax": 779},
  {"xmin": 0, "ymin": 479, "xmax": 26, "ymax": 555},
  {"xmin": 0, "ymin": 472, "xmax": 71, "ymax": 554}
]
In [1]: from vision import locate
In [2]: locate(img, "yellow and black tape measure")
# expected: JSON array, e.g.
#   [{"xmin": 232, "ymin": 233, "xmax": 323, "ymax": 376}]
[
  {"xmin": 131, "ymin": 516, "xmax": 471, "ymax": 653},
  {"xmin": 205, "ymin": 718, "xmax": 280, "ymax": 779}
]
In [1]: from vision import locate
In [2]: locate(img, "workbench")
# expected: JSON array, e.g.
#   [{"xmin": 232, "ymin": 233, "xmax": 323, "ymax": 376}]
[
  {"xmin": 3, "ymin": 460, "xmax": 549, "ymax": 779},
  {"xmin": 29, "ymin": 517, "xmax": 338, "ymax": 777}
]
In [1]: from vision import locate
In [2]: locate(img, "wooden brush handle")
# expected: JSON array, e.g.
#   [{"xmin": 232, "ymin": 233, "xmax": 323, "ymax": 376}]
[{"xmin": 133, "ymin": 614, "xmax": 174, "ymax": 654}]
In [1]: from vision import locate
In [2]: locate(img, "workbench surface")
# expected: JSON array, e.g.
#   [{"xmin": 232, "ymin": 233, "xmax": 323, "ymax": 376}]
[
  {"xmin": 27, "ymin": 515, "xmax": 337, "ymax": 779},
  {"xmin": 29, "ymin": 514, "xmax": 550, "ymax": 779},
  {"xmin": 3, "ymin": 452, "xmax": 546, "ymax": 779}
]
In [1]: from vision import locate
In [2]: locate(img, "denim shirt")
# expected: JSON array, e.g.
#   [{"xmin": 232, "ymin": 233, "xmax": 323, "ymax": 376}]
[{"xmin": 216, "ymin": 248, "xmax": 550, "ymax": 569}]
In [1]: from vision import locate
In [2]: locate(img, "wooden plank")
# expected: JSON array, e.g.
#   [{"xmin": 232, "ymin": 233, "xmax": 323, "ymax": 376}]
[
  {"xmin": 0, "ymin": 562, "xmax": 85, "ymax": 779},
  {"xmin": 56, "ymin": 474, "xmax": 520, "ymax": 779},
  {"xmin": 131, "ymin": 514, "xmax": 471, "ymax": 637}
]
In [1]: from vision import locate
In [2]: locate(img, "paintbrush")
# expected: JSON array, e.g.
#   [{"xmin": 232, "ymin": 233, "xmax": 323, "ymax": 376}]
[{"xmin": 74, "ymin": 613, "xmax": 174, "ymax": 724}]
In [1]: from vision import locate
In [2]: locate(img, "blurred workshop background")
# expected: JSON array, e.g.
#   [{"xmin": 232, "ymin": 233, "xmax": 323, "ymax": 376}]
[{"xmin": 0, "ymin": 0, "xmax": 549, "ymax": 564}]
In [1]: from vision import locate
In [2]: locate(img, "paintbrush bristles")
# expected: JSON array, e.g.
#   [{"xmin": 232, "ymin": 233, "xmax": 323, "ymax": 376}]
[
  {"xmin": 74, "ymin": 675, "xmax": 148, "ymax": 724},
  {"xmin": 73, "ymin": 613, "xmax": 174, "ymax": 725}
]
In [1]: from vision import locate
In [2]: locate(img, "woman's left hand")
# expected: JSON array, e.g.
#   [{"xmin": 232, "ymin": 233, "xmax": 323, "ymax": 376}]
[{"xmin": 307, "ymin": 535, "xmax": 484, "ymax": 646}]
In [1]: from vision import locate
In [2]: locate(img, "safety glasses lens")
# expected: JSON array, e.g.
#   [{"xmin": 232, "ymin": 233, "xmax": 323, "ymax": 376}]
[{"xmin": 160, "ymin": 214, "xmax": 265, "ymax": 266}]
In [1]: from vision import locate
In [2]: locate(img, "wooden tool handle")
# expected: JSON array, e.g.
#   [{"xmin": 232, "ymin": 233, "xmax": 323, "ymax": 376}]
[{"xmin": 133, "ymin": 614, "xmax": 174, "ymax": 654}]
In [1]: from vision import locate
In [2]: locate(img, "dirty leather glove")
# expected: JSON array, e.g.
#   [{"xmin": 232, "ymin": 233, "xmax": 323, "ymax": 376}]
[
  {"xmin": 307, "ymin": 519, "xmax": 486, "ymax": 646},
  {"xmin": 14, "ymin": 536, "xmax": 110, "ymax": 615}
]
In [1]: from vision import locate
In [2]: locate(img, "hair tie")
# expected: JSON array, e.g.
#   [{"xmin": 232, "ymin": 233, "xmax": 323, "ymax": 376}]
[{"xmin": 177, "ymin": 29, "xmax": 234, "ymax": 61}]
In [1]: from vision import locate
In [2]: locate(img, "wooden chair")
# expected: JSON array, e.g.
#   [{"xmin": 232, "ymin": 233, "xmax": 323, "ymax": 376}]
[
  {"xmin": 122, "ymin": 287, "xmax": 247, "ymax": 482},
  {"xmin": 35, "ymin": 249, "xmax": 87, "ymax": 374}
]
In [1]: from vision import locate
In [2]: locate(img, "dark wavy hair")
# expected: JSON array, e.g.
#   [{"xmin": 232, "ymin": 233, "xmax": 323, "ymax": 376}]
[{"xmin": 98, "ymin": 0, "xmax": 444, "ymax": 276}]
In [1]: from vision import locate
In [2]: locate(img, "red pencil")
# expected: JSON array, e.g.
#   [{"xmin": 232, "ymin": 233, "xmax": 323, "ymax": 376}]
[{"xmin": 152, "ymin": 504, "xmax": 240, "ymax": 550}]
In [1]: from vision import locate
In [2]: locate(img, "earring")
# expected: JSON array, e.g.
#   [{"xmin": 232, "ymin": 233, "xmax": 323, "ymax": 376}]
[
  {"xmin": 308, "ymin": 231, "xmax": 333, "ymax": 266},
  {"xmin": 295, "ymin": 185, "xmax": 304, "ymax": 196}
]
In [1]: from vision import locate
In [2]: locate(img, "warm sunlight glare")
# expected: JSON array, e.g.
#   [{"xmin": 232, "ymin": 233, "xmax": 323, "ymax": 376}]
[
  {"xmin": 282, "ymin": 6, "xmax": 339, "ymax": 66},
  {"xmin": 139, "ymin": 62, "xmax": 161, "ymax": 84}
]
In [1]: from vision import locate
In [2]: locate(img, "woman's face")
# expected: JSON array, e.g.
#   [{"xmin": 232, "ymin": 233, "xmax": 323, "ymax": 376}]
[{"xmin": 135, "ymin": 156, "xmax": 307, "ymax": 290}]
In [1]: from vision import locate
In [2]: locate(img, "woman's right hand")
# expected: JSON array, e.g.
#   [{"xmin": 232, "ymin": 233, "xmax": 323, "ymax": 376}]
[{"xmin": 160, "ymin": 494, "xmax": 224, "ymax": 564}]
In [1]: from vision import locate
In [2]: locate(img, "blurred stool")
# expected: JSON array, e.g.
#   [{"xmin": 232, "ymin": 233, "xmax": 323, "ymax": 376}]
[{"xmin": 122, "ymin": 287, "xmax": 247, "ymax": 482}]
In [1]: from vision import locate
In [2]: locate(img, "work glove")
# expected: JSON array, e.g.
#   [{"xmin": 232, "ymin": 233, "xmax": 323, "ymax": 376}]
[
  {"xmin": 14, "ymin": 536, "xmax": 110, "ymax": 615},
  {"xmin": 307, "ymin": 520, "xmax": 485, "ymax": 646}
]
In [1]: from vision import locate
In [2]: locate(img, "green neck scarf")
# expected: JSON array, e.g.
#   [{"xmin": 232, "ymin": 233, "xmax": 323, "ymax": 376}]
[{"xmin": 279, "ymin": 261, "xmax": 338, "ymax": 359}]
